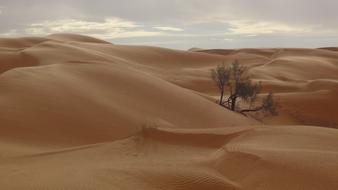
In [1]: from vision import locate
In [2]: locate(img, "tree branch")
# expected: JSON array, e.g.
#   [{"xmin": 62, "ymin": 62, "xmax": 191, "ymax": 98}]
[{"xmin": 239, "ymin": 106, "xmax": 264, "ymax": 114}]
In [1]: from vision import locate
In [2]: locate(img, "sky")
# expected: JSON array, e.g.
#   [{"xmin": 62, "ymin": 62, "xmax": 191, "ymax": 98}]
[{"xmin": 0, "ymin": 0, "xmax": 338, "ymax": 49}]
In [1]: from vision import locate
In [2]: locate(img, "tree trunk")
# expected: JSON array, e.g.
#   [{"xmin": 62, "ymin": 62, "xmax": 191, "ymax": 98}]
[
  {"xmin": 226, "ymin": 96, "xmax": 232, "ymax": 109},
  {"xmin": 230, "ymin": 95, "xmax": 237, "ymax": 111},
  {"xmin": 219, "ymin": 88, "xmax": 224, "ymax": 105}
]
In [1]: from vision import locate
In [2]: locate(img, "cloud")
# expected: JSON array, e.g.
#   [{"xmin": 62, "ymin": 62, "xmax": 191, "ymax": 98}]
[
  {"xmin": 153, "ymin": 26, "xmax": 184, "ymax": 32},
  {"xmin": 91, "ymin": 30, "xmax": 164, "ymax": 39},
  {"xmin": 0, "ymin": 29, "xmax": 19, "ymax": 37},
  {"xmin": 1, "ymin": 0, "xmax": 338, "ymax": 49},
  {"xmin": 226, "ymin": 20, "xmax": 312, "ymax": 35},
  {"xmin": 224, "ymin": 38, "xmax": 233, "ymax": 42},
  {"xmin": 20, "ymin": 18, "xmax": 164, "ymax": 39},
  {"xmin": 26, "ymin": 18, "xmax": 137, "ymax": 34}
]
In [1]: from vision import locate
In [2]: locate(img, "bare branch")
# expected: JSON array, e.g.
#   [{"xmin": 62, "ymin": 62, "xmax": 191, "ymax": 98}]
[{"xmin": 211, "ymin": 60, "xmax": 278, "ymax": 118}]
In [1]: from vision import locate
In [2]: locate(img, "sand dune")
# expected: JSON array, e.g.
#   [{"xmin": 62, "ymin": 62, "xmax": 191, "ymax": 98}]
[
  {"xmin": 1, "ymin": 126, "xmax": 338, "ymax": 190},
  {"xmin": 0, "ymin": 34, "xmax": 337, "ymax": 189},
  {"xmin": 195, "ymin": 48, "xmax": 338, "ymax": 127}
]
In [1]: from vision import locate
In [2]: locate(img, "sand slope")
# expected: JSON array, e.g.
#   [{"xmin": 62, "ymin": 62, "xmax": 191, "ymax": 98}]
[
  {"xmin": 0, "ymin": 34, "xmax": 338, "ymax": 189},
  {"xmin": 1, "ymin": 126, "xmax": 338, "ymax": 190},
  {"xmin": 196, "ymin": 48, "xmax": 338, "ymax": 127}
]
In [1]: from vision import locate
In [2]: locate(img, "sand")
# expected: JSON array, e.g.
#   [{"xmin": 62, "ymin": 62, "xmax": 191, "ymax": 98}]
[{"xmin": 0, "ymin": 33, "xmax": 337, "ymax": 189}]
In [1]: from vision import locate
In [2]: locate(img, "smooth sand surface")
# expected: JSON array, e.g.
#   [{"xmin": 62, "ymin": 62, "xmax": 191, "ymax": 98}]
[{"xmin": 0, "ymin": 33, "xmax": 337, "ymax": 189}]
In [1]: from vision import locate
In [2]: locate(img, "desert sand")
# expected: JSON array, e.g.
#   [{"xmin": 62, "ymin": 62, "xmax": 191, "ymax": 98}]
[{"xmin": 0, "ymin": 33, "xmax": 337, "ymax": 189}]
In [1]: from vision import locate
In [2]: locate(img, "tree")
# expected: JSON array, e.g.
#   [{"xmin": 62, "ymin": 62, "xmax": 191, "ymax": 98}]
[
  {"xmin": 240, "ymin": 92, "xmax": 278, "ymax": 116},
  {"xmin": 211, "ymin": 60, "xmax": 278, "ymax": 116},
  {"xmin": 211, "ymin": 63, "xmax": 229, "ymax": 105}
]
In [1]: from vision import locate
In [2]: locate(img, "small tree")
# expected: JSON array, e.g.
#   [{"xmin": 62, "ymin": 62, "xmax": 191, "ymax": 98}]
[
  {"xmin": 211, "ymin": 63, "xmax": 229, "ymax": 105},
  {"xmin": 211, "ymin": 60, "xmax": 278, "ymax": 116},
  {"xmin": 240, "ymin": 92, "xmax": 278, "ymax": 116}
]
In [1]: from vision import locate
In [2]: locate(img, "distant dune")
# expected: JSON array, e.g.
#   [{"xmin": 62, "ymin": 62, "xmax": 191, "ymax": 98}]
[
  {"xmin": 0, "ymin": 33, "xmax": 337, "ymax": 189},
  {"xmin": 319, "ymin": 47, "xmax": 338, "ymax": 52}
]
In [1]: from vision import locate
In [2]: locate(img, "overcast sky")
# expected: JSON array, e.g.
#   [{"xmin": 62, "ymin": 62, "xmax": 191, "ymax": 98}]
[{"xmin": 0, "ymin": 0, "xmax": 337, "ymax": 49}]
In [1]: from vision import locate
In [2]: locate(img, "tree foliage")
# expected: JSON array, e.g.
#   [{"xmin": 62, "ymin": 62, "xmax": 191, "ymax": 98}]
[
  {"xmin": 211, "ymin": 60, "xmax": 278, "ymax": 116},
  {"xmin": 211, "ymin": 63, "xmax": 230, "ymax": 105}
]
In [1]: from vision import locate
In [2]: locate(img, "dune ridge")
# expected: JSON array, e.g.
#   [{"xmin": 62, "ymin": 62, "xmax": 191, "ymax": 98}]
[{"xmin": 0, "ymin": 33, "xmax": 337, "ymax": 189}]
